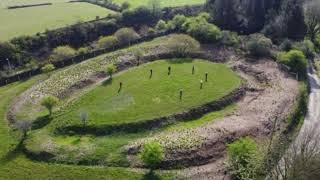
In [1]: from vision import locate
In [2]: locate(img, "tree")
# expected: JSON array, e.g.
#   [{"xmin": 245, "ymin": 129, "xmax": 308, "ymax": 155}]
[
  {"xmin": 97, "ymin": 35, "xmax": 119, "ymax": 49},
  {"xmin": 155, "ymin": 20, "xmax": 167, "ymax": 31},
  {"xmin": 121, "ymin": 6, "xmax": 155, "ymax": 26},
  {"xmin": 133, "ymin": 49, "xmax": 143, "ymax": 62},
  {"xmin": 41, "ymin": 63, "xmax": 55, "ymax": 77},
  {"xmin": 0, "ymin": 42, "xmax": 20, "ymax": 71},
  {"xmin": 41, "ymin": 95, "xmax": 59, "ymax": 116},
  {"xmin": 114, "ymin": 28, "xmax": 140, "ymax": 45},
  {"xmin": 168, "ymin": 35, "xmax": 200, "ymax": 56},
  {"xmin": 121, "ymin": 1, "xmax": 130, "ymax": 10},
  {"xmin": 107, "ymin": 64, "xmax": 116, "ymax": 78},
  {"xmin": 15, "ymin": 120, "xmax": 32, "ymax": 139},
  {"xmin": 148, "ymin": 0, "xmax": 162, "ymax": 19},
  {"xmin": 139, "ymin": 141, "xmax": 164, "ymax": 171},
  {"xmin": 50, "ymin": 45, "xmax": 76, "ymax": 61},
  {"xmin": 247, "ymin": 34, "xmax": 273, "ymax": 58},
  {"xmin": 304, "ymin": 0, "xmax": 320, "ymax": 41}
]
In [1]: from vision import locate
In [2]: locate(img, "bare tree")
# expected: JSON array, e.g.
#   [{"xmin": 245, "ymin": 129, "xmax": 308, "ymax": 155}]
[{"xmin": 270, "ymin": 127, "xmax": 320, "ymax": 180}]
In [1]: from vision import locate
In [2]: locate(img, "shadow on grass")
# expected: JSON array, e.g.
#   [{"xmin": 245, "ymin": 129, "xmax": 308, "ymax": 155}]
[
  {"xmin": 0, "ymin": 139, "xmax": 24, "ymax": 164},
  {"xmin": 102, "ymin": 78, "xmax": 113, "ymax": 86},
  {"xmin": 165, "ymin": 58, "xmax": 194, "ymax": 64},
  {"xmin": 31, "ymin": 115, "xmax": 52, "ymax": 130},
  {"xmin": 142, "ymin": 171, "xmax": 161, "ymax": 180}
]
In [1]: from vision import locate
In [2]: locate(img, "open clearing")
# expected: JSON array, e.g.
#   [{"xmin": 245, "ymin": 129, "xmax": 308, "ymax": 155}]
[
  {"xmin": 54, "ymin": 59, "xmax": 241, "ymax": 127},
  {"xmin": 0, "ymin": 1, "xmax": 114, "ymax": 41},
  {"xmin": 112, "ymin": 0, "xmax": 206, "ymax": 8}
]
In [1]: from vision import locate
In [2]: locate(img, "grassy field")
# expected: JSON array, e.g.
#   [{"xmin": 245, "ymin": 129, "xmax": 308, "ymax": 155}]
[
  {"xmin": 112, "ymin": 0, "xmax": 206, "ymax": 8},
  {"xmin": 53, "ymin": 59, "xmax": 241, "ymax": 127},
  {"xmin": 0, "ymin": 1, "xmax": 114, "ymax": 41},
  {"xmin": 24, "ymin": 59, "xmax": 240, "ymax": 166},
  {"xmin": 0, "ymin": 76, "xmax": 173, "ymax": 179}
]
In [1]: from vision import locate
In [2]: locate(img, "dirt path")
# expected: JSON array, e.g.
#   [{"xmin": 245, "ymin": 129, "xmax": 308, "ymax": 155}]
[{"xmin": 169, "ymin": 59, "xmax": 299, "ymax": 179}]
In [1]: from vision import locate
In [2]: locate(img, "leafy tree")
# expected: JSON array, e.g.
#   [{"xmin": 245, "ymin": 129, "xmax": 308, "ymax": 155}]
[
  {"xmin": 155, "ymin": 20, "xmax": 167, "ymax": 31},
  {"xmin": 278, "ymin": 50, "xmax": 307, "ymax": 75},
  {"xmin": 0, "ymin": 42, "xmax": 20, "ymax": 70},
  {"xmin": 114, "ymin": 28, "xmax": 140, "ymax": 45},
  {"xmin": 77, "ymin": 47, "xmax": 89, "ymax": 55},
  {"xmin": 107, "ymin": 64, "xmax": 117, "ymax": 78},
  {"xmin": 121, "ymin": 6, "xmax": 155, "ymax": 26},
  {"xmin": 293, "ymin": 40, "xmax": 315, "ymax": 59},
  {"xmin": 227, "ymin": 137, "xmax": 259, "ymax": 180},
  {"xmin": 133, "ymin": 49, "xmax": 143, "ymax": 62},
  {"xmin": 121, "ymin": 1, "xmax": 130, "ymax": 10},
  {"xmin": 50, "ymin": 45, "xmax": 76, "ymax": 61},
  {"xmin": 41, "ymin": 95, "xmax": 59, "ymax": 116},
  {"xmin": 148, "ymin": 0, "xmax": 162, "ymax": 19},
  {"xmin": 139, "ymin": 141, "xmax": 164, "ymax": 170},
  {"xmin": 167, "ymin": 14, "xmax": 187, "ymax": 31},
  {"xmin": 97, "ymin": 35, "xmax": 119, "ymax": 49},
  {"xmin": 168, "ymin": 35, "xmax": 200, "ymax": 56},
  {"xmin": 41, "ymin": 64, "xmax": 55, "ymax": 77}
]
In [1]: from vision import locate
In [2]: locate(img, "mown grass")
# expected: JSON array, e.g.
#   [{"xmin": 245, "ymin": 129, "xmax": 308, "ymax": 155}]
[
  {"xmin": 0, "ymin": 76, "xmax": 172, "ymax": 179},
  {"xmin": 0, "ymin": 1, "xmax": 114, "ymax": 40},
  {"xmin": 112, "ymin": 0, "xmax": 205, "ymax": 8},
  {"xmin": 53, "ymin": 59, "xmax": 241, "ymax": 127}
]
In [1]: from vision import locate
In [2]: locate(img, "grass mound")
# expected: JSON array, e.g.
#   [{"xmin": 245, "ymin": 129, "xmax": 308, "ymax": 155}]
[{"xmin": 54, "ymin": 59, "xmax": 241, "ymax": 128}]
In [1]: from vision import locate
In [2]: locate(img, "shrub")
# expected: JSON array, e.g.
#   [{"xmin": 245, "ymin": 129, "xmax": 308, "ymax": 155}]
[
  {"xmin": 41, "ymin": 95, "xmax": 59, "ymax": 116},
  {"xmin": 221, "ymin": 31, "xmax": 240, "ymax": 46},
  {"xmin": 77, "ymin": 47, "xmax": 89, "ymax": 55},
  {"xmin": 97, "ymin": 35, "xmax": 119, "ymax": 49},
  {"xmin": 167, "ymin": 35, "xmax": 200, "ymax": 56},
  {"xmin": 278, "ymin": 50, "xmax": 307, "ymax": 75},
  {"xmin": 114, "ymin": 28, "xmax": 140, "ymax": 45},
  {"xmin": 155, "ymin": 20, "xmax": 168, "ymax": 31},
  {"xmin": 50, "ymin": 45, "xmax": 76, "ymax": 61},
  {"xmin": 167, "ymin": 14, "xmax": 187, "ymax": 31},
  {"xmin": 247, "ymin": 35, "xmax": 273, "ymax": 57},
  {"xmin": 293, "ymin": 40, "xmax": 315, "ymax": 59},
  {"xmin": 121, "ymin": 1, "xmax": 130, "ymax": 10},
  {"xmin": 121, "ymin": 6, "xmax": 155, "ymax": 26},
  {"xmin": 107, "ymin": 64, "xmax": 117, "ymax": 78},
  {"xmin": 139, "ymin": 141, "xmax": 164, "ymax": 170},
  {"xmin": 41, "ymin": 63, "xmax": 55, "ymax": 77},
  {"xmin": 14, "ymin": 120, "xmax": 32, "ymax": 139},
  {"xmin": 227, "ymin": 137, "xmax": 259, "ymax": 180}
]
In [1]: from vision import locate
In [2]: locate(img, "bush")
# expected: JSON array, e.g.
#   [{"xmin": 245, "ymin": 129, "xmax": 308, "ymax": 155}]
[
  {"xmin": 97, "ymin": 35, "xmax": 119, "ymax": 49},
  {"xmin": 293, "ymin": 40, "xmax": 315, "ymax": 59},
  {"xmin": 247, "ymin": 35, "xmax": 273, "ymax": 57},
  {"xmin": 278, "ymin": 50, "xmax": 307, "ymax": 75},
  {"xmin": 41, "ymin": 95, "xmax": 59, "ymax": 116},
  {"xmin": 221, "ymin": 31, "xmax": 240, "ymax": 46},
  {"xmin": 41, "ymin": 63, "xmax": 55, "ymax": 76},
  {"xmin": 139, "ymin": 141, "xmax": 164, "ymax": 170},
  {"xmin": 279, "ymin": 39, "xmax": 293, "ymax": 51},
  {"xmin": 114, "ymin": 28, "xmax": 140, "ymax": 45},
  {"xmin": 50, "ymin": 45, "xmax": 76, "ymax": 61},
  {"xmin": 77, "ymin": 47, "xmax": 90, "ymax": 55},
  {"xmin": 155, "ymin": 20, "xmax": 168, "ymax": 31},
  {"xmin": 121, "ymin": 6, "xmax": 155, "ymax": 26},
  {"xmin": 167, "ymin": 14, "xmax": 187, "ymax": 31},
  {"xmin": 167, "ymin": 35, "xmax": 200, "ymax": 56},
  {"xmin": 227, "ymin": 137, "xmax": 259, "ymax": 180}
]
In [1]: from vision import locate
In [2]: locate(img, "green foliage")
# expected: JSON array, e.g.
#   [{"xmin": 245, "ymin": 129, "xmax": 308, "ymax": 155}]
[
  {"xmin": 278, "ymin": 50, "xmax": 307, "ymax": 75},
  {"xmin": 41, "ymin": 95, "xmax": 59, "ymax": 115},
  {"xmin": 221, "ymin": 30, "xmax": 240, "ymax": 46},
  {"xmin": 247, "ymin": 35, "xmax": 272, "ymax": 58},
  {"xmin": 121, "ymin": 1, "xmax": 130, "ymax": 10},
  {"xmin": 114, "ymin": 28, "xmax": 140, "ymax": 45},
  {"xmin": 77, "ymin": 47, "xmax": 90, "ymax": 55},
  {"xmin": 107, "ymin": 64, "xmax": 117, "ymax": 78},
  {"xmin": 168, "ymin": 14, "xmax": 187, "ymax": 31},
  {"xmin": 167, "ymin": 35, "xmax": 200, "ymax": 56},
  {"xmin": 41, "ymin": 64, "xmax": 55, "ymax": 76},
  {"xmin": 97, "ymin": 35, "xmax": 119, "ymax": 49},
  {"xmin": 279, "ymin": 39, "xmax": 293, "ymax": 51},
  {"xmin": 50, "ymin": 45, "xmax": 76, "ymax": 61},
  {"xmin": 227, "ymin": 137, "xmax": 259, "ymax": 180},
  {"xmin": 293, "ymin": 40, "xmax": 315, "ymax": 59},
  {"xmin": 155, "ymin": 20, "xmax": 168, "ymax": 31},
  {"xmin": 139, "ymin": 141, "xmax": 164, "ymax": 169}
]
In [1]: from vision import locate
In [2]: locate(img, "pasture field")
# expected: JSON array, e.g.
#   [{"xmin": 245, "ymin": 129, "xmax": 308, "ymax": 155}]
[
  {"xmin": 53, "ymin": 59, "xmax": 241, "ymax": 127},
  {"xmin": 0, "ymin": 1, "xmax": 115, "ymax": 41},
  {"xmin": 112, "ymin": 0, "xmax": 206, "ymax": 8}
]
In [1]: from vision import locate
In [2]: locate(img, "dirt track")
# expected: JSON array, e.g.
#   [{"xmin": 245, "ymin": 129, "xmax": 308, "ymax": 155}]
[{"xmin": 169, "ymin": 59, "xmax": 300, "ymax": 179}]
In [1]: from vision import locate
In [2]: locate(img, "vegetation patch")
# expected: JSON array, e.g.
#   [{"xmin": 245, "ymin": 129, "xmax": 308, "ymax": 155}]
[{"xmin": 112, "ymin": 0, "xmax": 206, "ymax": 9}]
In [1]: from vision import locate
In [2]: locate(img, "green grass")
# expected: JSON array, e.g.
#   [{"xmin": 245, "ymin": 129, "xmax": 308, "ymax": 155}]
[
  {"xmin": 112, "ymin": 0, "xmax": 205, "ymax": 8},
  {"xmin": 53, "ymin": 59, "xmax": 241, "ymax": 127},
  {"xmin": 0, "ymin": 76, "xmax": 172, "ymax": 179},
  {"xmin": 0, "ymin": 1, "xmax": 115, "ymax": 41}
]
